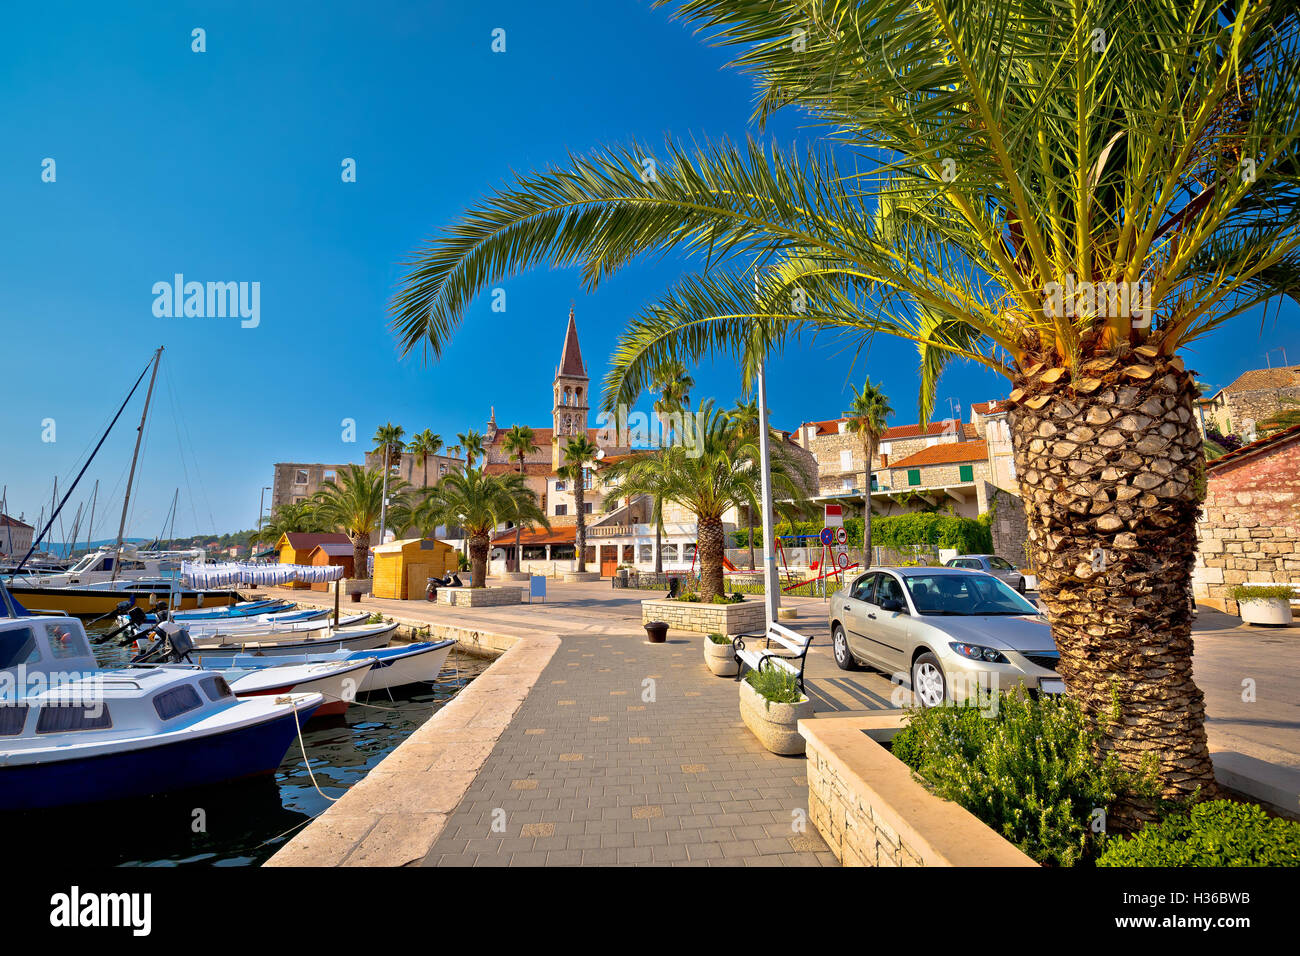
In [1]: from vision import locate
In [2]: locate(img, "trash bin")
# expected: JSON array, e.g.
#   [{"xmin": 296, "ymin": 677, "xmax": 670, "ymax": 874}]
[{"xmin": 644, "ymin": 621, "xmax": 669, "ymax": 643}]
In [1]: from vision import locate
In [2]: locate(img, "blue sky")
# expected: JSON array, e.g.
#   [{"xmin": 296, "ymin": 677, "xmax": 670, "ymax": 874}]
[{"xmin": 2, "ymin": 1, "xmax": 1296, "ymax": 541}]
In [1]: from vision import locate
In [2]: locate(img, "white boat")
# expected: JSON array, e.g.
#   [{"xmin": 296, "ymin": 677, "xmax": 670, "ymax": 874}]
[
  {"xmin": 5, "ymin": 546, "xmax": 204, "ymax": 589},
  {"xmin": 0, "ymin": 613, "xmax": 321, "ymax": 811},
  {"xmin": 182, "ymin": 620, "xmax": 399, "ymax": 656},
  {"xmin": 180, "ymin": 611, "xmax": 368, "ymax": 639},
  {"xmin": 195, "ymin": 640, "xmax": 457, "ymax": 693},
  {"xmin": 221, "ymin": 657, "xmax": 375, "ymax": 716}
]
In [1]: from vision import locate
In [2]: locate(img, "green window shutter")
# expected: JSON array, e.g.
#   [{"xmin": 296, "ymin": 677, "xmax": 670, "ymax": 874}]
[
  {"xmin": 959, "ymin": 464, "xmax": 974, "ymax": 482},
  {"xmin": 907, "ymin": 469, "xmax": 922, "ymax": 487}
]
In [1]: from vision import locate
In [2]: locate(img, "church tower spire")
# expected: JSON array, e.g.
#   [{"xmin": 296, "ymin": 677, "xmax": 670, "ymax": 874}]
[{"xmin": 552, "ymin": 303, "xmax": 589, "ymax": 469}]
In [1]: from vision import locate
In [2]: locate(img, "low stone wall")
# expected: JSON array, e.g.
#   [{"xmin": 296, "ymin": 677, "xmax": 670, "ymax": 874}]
[
  {"xmin": 640, "ymin": 597, "xmax": 766, "ymax": 635},
  {"xmin": 438, "ymin": 586, "xmax": 523, "ymax": 607},
  {"xmin": 800, "ymin": 714, "xmax": 1037, "ymax": 867}
]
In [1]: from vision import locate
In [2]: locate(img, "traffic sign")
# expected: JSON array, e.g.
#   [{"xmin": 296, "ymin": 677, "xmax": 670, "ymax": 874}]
[
  {"xmin": 824, "ymin": 503, "xmax": 844, "ymax": 527},
  {"xmin": 835, "ymin": 527, "xmax": 848, "ymax": 546},
  {"xmin": 836, "ymin": 550, "xmax": 850, "ymax": 569},
  {"xmin": 819, "ymin": 527, "xmax": 835, "ymax": 547}
]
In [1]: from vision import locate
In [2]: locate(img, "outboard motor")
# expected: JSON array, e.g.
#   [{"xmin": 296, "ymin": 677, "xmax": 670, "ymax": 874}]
[{"xmin": 128, "ymin": 621, "xmax": 195, "ymax": 665}]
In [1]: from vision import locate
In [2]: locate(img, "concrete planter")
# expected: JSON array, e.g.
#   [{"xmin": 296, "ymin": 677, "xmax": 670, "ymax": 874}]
[
  {"xmin": 562, "ymin": 571, "xmax": 602, "ymax": 583},
  {"xmin": 703, "ymin": 637, "xmax": 738, "ymax": 676},
  {"xmin": 437, "ymin": 586, "xmax": 523, "ymax": 608},
  {"xmin": 344, "ymin": 578, "xmax": 371, "ymax": 595},
  {"xmin": 1239, "ymin": 598, "xmax": 1294, "ymax": 626},
  {"xmin": 739, "ymin": 679, "xmax": 813, "ymax": 755},
  {"xmin": 641, "ymin": 597, "xmax": 765, "ymax": 635},
  {"xmin": 500, "ymin": 571, "xmax": 531, "ymax": 581},
  {"xmin": 800, "ymin": 714, "xmax": 1038, "ymax": 867}
]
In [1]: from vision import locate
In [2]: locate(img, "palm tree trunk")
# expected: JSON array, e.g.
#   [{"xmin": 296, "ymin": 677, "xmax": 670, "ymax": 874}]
[
  {"xmin": 351, "ymin": 531, "xmax": 371, "ymax": 587},
  {"xmin": 654, "ymin": 507, "xmax": 663, "ymax": 574},
  {"xmin": 468, "ymin": 532, "xmax": 490, "ymax": 588},
  {"xmin": 863, "ymin": 437, "xmax": 875, "ymax": 567},
  {"xmin": 697, "ymin": 515, "xmax": 725, "ymax": 602},
  {"xmin": 574, "ymin": 480, "xmax": 587, "ymax": 573},
  {"xmin": 1010, "ymin": 356, "xmax": 1215, "ymax": 827}
]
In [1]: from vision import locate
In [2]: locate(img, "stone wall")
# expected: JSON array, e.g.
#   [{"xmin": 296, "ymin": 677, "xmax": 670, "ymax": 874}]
[
  {"xmin": 438, "ymin": 586, "xmax": 523, "ymax": 607},
  {"xmin": 1194, "ymin": 433, "xmax": 1300, "ymax": 614},
  {"xmin": 640, "ymin": 597, "xmax": 767, "ymax": 635},
  {"xmin": 1224, "ymin": 386, "xmax": 1300, "ymax": 436},
  {"xmin": 987, "ymin": 486, "xmax": 1030, "ymax": 568}
]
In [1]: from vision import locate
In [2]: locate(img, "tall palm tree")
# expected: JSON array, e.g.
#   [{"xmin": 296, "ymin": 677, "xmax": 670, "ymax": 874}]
[
  {"xmin": 387, "ymin": 2, "xmax": 1300, "ymax": 818},
  {"xmin": 413, "ymin": 469, "xmax": 548, "ymax": 588},
  {"xmin": 457, "ymin": 429, "xmax": 485, "ymax": 470},
  {"xmin": 844, "ymin": 380, "xmax": 895, "ymax": 564},
  {"xmin": 602, "ymin": 401, "xmax": 811, "ymax": 600},
  {"xmin": 649, "ymin": 360, "xmax": 695, "ymax": 572},
  {"xmin": 406, "ymin": 429, "xmax": 443, "ymax": 488},
  {"xmin": 556, "ymin": 434, "xmax": 601, "ymax": 573},
  {"xmin": 501, "ymin": 424, "xmax": 539, "ymax": 571},
  {"xmin": 371, "ymin": 423, "xmax": 406, "ymax": 471},
  {"xmin": 311, "ymin": 465, "xmax": 411, "ymax": 582}
]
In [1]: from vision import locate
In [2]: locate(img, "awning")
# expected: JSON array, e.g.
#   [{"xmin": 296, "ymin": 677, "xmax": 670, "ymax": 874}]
[{"xmin": 181, "ymin": 561, "xmax": 345, "ymax": 588}]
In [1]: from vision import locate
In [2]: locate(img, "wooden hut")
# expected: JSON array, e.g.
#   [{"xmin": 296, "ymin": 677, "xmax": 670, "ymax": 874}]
[
  {"xmin": 275, "ymin": 533, "xmax": 352, "ymax": 588},
  {"xmin": 372, "ymin": 537, "xmax": 456, "ymax": 599},
  {"xmin": 306, "ymin": 542, "xmax": 355, "ymax": 592}
]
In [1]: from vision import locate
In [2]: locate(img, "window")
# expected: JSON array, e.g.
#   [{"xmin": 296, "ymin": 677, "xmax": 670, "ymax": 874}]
[
  {"xmin": 294, "ymin": 470, "xmax": 308, "ymax": 485},
  {"xmin": 0, "ymin": 626, "xmax": 40, "ymax": 669},
  {"xmin": 638, "ymin": 544, "xmax": 652, "ymax": 563},
  {"xmin": 36, "ymin": 704, "xmax": 113, "ymax": 734},
  {"xmin": 989, "ymin": 557, "xmax": 1016, "ymax": 571},
  {"xmin": 875, "ymin": 574, "xmax": 906, "ymax": 608},
  {"xmin": 323, "ymin": 470, "xmax": 336, "ymax": 483},
  {"xmin": 554, "ymin": 504, "xmax": 568, "ymax": 516},
  {"xmin": 907, "ymin": 469, "xmax": 922, "ymax": 486},
  {"xmin": 683, "ymin": 543, "xmax": 697, "ymax": 562},
  {"xmin": 555, "ymin": 480, "xmax": 567, "ymax": 492},
  {"xmin": 958, "ymin": 464, "xmax": 974, "ymax": 482},
  {"xmin": 0, "ymin": 704, "xmax": 29, "ymax": 736},
  {"xmin": 851, "ymin": 573, "xmax": 875, "ymax": 602},
  {"xmin": 839, "ymin": 450, "xmax": 853, "ymax": 471},
  {"xmin": 662, "ymin": 543, "xmax": 679, "ymax": 562},
  {"xmin": 200, "ymin": 675, "xmax": 233, "ymax": 701},
  {"xmin": 439, "ymin": 463, "xmax": 447, "ymax": 476},
  {"xmin": 583, "ymin": 502, "xmax": 593, "ymax": 514},
  {"xmin": 153, "ymin": 685, "xmax": 203, "ymax": 721},
  {"xmin": 45, "ymin": 622, "xmax": 91, "ymax": 661},
  {"xmin": 582, "ymin": 468, "xmax": 593, "ymax": 490}
]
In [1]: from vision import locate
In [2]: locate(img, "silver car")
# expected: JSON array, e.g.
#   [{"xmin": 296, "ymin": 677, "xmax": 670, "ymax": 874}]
[
  {"xmin": 829, "ymin": 567, "xmax": 1063, "ymax": 706},
  {"xmin": 945, "ymin": 553, "xmax": 1028, "ymax": 593}
]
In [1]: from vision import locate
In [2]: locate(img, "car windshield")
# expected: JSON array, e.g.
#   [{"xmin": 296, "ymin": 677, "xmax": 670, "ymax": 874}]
[
  {"xmin": 904, "ymin": 572, "xmax": 1039, "ymax": 616},
  {"xmin": 988, "ymin": 556, "xmax": 1016, "ymax": 570}
]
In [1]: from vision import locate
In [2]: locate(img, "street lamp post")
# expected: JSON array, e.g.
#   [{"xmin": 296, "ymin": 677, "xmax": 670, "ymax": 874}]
[
  {"xmin": 753, "ymin": 263, "xmax": 781, "ymax": 628},
  {"xmin": 379, "ymin": 443, "xmax": 392, "ymax": 546}
]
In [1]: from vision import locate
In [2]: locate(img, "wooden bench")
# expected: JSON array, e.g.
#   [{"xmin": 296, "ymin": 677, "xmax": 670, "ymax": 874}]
[{"xmin": 733, "ymin": 622, "xmax": 814, "ymax": 691}]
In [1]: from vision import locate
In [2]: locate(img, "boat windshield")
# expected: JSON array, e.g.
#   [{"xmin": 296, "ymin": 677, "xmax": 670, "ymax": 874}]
[
  {"xmin": 0, "ymin": 626, "xmax": 41, "ymax": 669},
  {"xmin": 68, "ymin": 554, "xmax": 102, "ymax": 573},
  {"xmin": 904, "ymin": 572, "xmax": 1040, "ymax": 616}
]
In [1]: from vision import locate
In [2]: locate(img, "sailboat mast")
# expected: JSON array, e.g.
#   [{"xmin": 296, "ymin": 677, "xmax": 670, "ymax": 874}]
[
  {"xmin": 111, "ymin": 346, "xmax": 163, "ymax": 581},
  {"xmin": 85, "ymin": 479, "xmax": 98, "ymax": 557}
]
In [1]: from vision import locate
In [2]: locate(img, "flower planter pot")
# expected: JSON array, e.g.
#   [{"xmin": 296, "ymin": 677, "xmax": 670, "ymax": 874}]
[
  {"xmin": 739, "ymin": 679, "xmax": 813, "ymax": 755},
  {"xmin": 1239, "ymin": 598, "xmax": 1294, "ymax": 626},
  {"xmin": 344, "ymin": 578, "xmax": 371, "ymax": 603},
  {"xmin": 703, "ymin": 638, "xmax": 738, "ymax": 676},
  {"xmin": 644, "ymin": 621, "xmax": 669, "ymax": 643}
]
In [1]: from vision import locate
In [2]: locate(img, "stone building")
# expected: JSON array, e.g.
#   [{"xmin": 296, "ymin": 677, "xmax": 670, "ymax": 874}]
[
  {"xmin": 0, "ymin": 513, "xmax": 34, "ymax": 561},
  {"xmin": 1193, "ymin": 423, "xmax": 1300, "ymax": 614},
  {"xmin": 270, "ymin": 463, "xmax": 351, "ymax": 511},
  {"xmin": 1201, "ymin": 364, "xmax": 1300, "ymax": 439}
]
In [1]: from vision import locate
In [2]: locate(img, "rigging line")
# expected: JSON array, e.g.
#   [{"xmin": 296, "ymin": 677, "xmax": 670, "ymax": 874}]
[
  {"xmin": 10, "ymin": 357, "xmax": 154, "ymax": 575},
  {"xmin": 164, "ymin": 364, "xmax": 202, "ymax": 536}
]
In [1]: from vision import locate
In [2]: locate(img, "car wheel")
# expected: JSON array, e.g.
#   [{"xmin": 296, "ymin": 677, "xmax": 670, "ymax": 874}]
[
  {"xmin": 911, "ymin": 652, "xmax": 948, "ymax": 707},
  {"xmin": 832, "ymin": 623, "xmax": 858, "ymax": 671}
]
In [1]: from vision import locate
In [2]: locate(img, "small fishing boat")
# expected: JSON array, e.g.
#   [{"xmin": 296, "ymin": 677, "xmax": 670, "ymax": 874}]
[
  {"xmin": 179, "ymin": 611, "xmax": 367, "ymax": 638},
  {"xmin": 0, "ymin": 615, "xmax": 321, "ymax": 811},
  {"xmin": 177, "ymin": 620, "xmax": 399, "ymax": 656},
  {"xmin": 166, "ymin": 599, "xmax": 295, "ymax": 621},
  {"xmin": 219, "ymin": 658, "xmax": 376, "ymax": 717},
  {"xmin": 195, "ymin": 640, "xmax": 457, "ymax": 694}
]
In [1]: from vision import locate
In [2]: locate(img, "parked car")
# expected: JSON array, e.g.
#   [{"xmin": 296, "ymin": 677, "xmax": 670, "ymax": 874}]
[
  {"xmin": 828, "ymin": 566, "xmax": 1063, "ymax": 706},
  {"xmin": 945, "ymin": 553, "xmax": 1028, "ymax": 592}
]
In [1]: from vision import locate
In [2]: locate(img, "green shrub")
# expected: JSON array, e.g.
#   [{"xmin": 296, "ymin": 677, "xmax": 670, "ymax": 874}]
[
  {"xmin": 1229, "ymin": 584, "xmax": 1296, "ymax": 601},
  {"xmin": 890, "ymin": 689, "xmax": 1152, "ymax": 866},
  {"xmin": 743, "ymin": 666, "xmax": 803, "ymax": 705},
  {"xmin": 1097, "ymin": 800, "xmax": 1300, "ymax": 867},
  {"xmin": 676, "ymin": 591, "xmax": 700, "ymax": 603},
  {"xmin": 730, "ymin": 513, "xmax": 992, "ymax": 554},
  {"xmin": 706, "ymin": 632, "xmax": 731, "ymax": 645}
]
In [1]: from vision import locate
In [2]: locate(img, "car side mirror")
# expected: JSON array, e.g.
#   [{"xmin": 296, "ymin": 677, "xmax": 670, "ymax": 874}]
[{"xmin": 881, "ymin": 598, "xmax": 905, "ymax": 613}]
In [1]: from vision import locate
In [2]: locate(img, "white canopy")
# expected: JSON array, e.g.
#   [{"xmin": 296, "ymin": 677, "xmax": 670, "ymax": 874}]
[{"xmin": 181, "ymin": 561, "xmax": 344, "ymax": 588}]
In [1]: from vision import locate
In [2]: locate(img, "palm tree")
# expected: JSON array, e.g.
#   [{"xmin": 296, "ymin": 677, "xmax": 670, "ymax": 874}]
[
  {"xmin": 500, "ymin": 425, "xmax": 540, "ymax": 571},
  {"xmin": 556, "ymin": 434, "xmax": 601, "ymax": 573},
  {"xmin": 457, "ymin": 429, "xmax": 485, "ymax": 470},
  {"xmin": 406, "ymin": 429, "xmax": 444, "ymax": 488},
  {"xmin": 311, "ymin": 465, "xmax": 411, "ymax": 582},
  {"xmin": 413, "ymin": 469, "xmax": 548, "ymax": 588},
  {"xmin": 387, "ymin": 2, "xmax": 1300, "ymax": 818},
  {"xmin": 844, "ymin": 380, "xmax": 895, "ymax": 564},
  {"xmin": 648, "ymin": 360, "xmax": 695, "ymax": 572},
  {"xmin": 601, "ymin": 401, "xmax": 811, "ymax": 600},
  {"xmin": 250, "ymin": 501, "xmax": 325, "ymax": 546},
  {"xmin": 371, "ymin": 423, "xmax": 406, "ymax": 471}
]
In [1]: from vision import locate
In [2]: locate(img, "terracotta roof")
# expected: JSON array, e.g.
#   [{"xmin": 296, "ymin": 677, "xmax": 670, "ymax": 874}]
[
  {"xmin": 0, "ymin": 514, "xmax": 33, "ymax": 530},
  {"xmin": 281, "ymin": 532, "xmax": 351, "ymax": 550},
  {"xmin": 557, "ymin": 307, "xmax": 586, "ymax": 378},
  {"xmin": 491, "ymin": 525, "xmax": 576, "ymax": 546},
  {"xmin": 1222, "ymin": 365, "xmax": 1300, "ymax": 393},
  {"xmin": 971, "ymin": 400, "xmax": 1010, "ymax": 415},
  {"xmin": 803, "ymin": 418, "xmax": 845, "ymax": 436},
  {"xmin": 890, "ymin": 440, "xmax": 988, "ymax": 469},
  {"xmin": 1206, "ymin": 422, "xmax": 1300, "ymax": 471}
]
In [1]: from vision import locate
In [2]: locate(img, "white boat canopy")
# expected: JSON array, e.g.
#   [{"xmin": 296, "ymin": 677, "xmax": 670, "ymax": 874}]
[{"xmin": 180, "ymin": 561, "xmax": 345, "ymax": 588}]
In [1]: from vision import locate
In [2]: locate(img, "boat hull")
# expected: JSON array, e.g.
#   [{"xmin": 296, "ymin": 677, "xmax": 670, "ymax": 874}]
[
  {"xmin": 357, "ymin": 641, "xmax": 454, "ymax": 692},
  {"xmin": 228, "ymin": 660, "xmax": 375, "ymax": 716},
  {"xmin": 6, "ymin": 586, "xmax": 244, "ymax": 617},
  {"xmin": 0, "ymin": 703, "xmax": 316, "ymax": 812}
]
